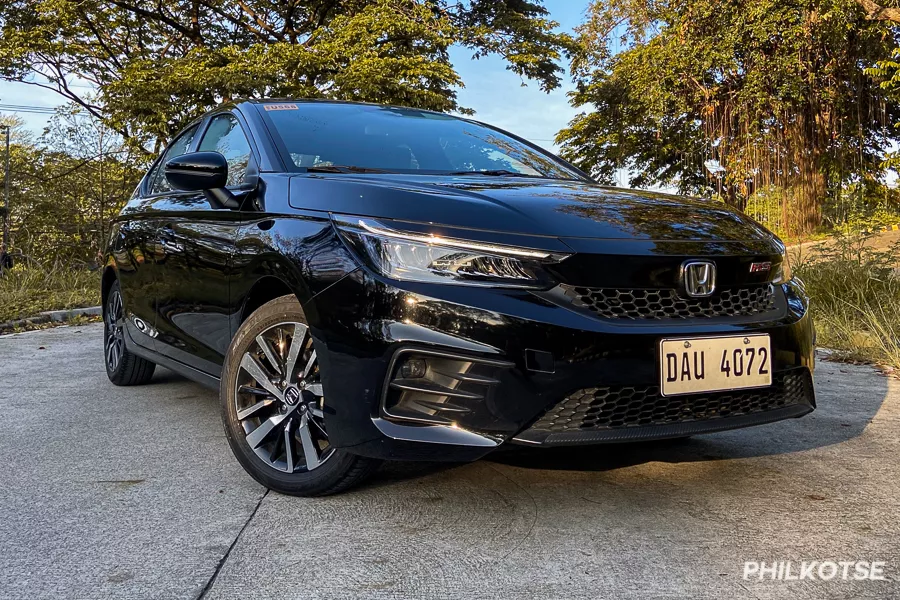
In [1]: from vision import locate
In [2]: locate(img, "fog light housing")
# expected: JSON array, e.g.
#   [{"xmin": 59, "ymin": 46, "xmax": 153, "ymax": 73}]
[
  {"xmin": 382, "ymin": 349, "xmax": 513, "ymax": 431},
  {"xmin": 400, "ymin": 358, "xmax": 427, "ymax": 379}
]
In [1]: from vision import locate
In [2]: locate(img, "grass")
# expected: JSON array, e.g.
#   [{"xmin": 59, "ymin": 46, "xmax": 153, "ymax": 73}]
[
  {"xmin": 793, "ymin": 234, "xmax": 900, "ymax": 371},
  {"xmin": 0, "ymin": 265, "xmax": 101, "ymax": 324}
]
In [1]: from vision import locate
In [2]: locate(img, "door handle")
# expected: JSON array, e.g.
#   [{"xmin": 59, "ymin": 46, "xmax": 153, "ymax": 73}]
[{"xmin": 160, "ymin": 239, "xmax": 184, "ymax": 253}]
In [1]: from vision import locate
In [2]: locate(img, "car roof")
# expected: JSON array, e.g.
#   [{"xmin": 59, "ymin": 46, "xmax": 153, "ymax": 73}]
[{"xmin": 239, "ymin": 97, "xmax": 450, "ymax": 117}]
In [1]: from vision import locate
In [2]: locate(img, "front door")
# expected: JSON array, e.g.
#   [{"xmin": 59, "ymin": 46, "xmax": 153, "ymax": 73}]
[{"xmin": 152, "ymin": 112, "xmax": 256, "ymax": 375}]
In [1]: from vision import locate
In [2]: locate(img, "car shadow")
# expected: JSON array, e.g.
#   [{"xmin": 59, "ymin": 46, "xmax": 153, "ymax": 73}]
[
  {"xmin": 148, "ymin": 368, "xmax": 196, "ymax": 386},
  {"xmin": 149, "ymin": 359, "xmax": 891, "ymax": 481}
]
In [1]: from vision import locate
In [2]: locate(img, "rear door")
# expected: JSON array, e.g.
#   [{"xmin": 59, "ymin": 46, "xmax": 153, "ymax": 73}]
[{"xmin": 151, "ymin": 112, "xmax": 257, "ymax": 375}]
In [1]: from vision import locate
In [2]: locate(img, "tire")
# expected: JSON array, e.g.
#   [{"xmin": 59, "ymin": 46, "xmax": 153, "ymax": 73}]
[
  {"xmin": 104, "ymin": 280, "xmax": 156, "ymax": 386},
  {"xmin": 220, "ymin": 295, "xmax": 380, "ymax": 496}
]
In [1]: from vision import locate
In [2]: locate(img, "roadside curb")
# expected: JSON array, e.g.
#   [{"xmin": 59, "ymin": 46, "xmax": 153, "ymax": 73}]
[
  {"xmin": 861, "ymin": 224, "xmax": 900, "ymax": 234},
  {"xmin": 0, "ymin": 306, "xmax": 101, "ymax": 333}
]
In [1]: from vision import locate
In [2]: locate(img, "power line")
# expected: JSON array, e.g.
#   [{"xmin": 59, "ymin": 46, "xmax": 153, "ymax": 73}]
[{"xmin": 0, "ymin": 103, "xmax": 58, "ymax": 115}]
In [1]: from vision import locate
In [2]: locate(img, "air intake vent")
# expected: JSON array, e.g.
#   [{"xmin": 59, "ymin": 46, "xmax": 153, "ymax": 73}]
[
  {"xmin": 562, "ymin": 284, "xmax": 778, "ymax": 320},
  {"xmin": 522, "ymin": 368, "xmax": 812, "ymax": 434}
]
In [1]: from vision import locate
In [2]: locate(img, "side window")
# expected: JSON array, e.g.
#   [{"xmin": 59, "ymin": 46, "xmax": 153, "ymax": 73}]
[
  {"xmin": 147, "ymin": 125, "xmax": 199, "ymax": 196},
  {"xmin": 198, "ymin": 114, "xmax": 252, "ymax": 187}
]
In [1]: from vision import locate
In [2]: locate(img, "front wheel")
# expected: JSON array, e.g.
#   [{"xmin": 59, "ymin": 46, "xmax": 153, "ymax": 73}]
[{"xmin": 220, "ymin": 295, "xmax": 379, "ymax": 496}]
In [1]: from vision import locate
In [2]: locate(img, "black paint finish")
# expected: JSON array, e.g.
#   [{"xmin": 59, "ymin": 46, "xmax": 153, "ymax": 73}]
[{"xmin": 106, "ymin": 99, "xmax": 815, "ymax": 462}]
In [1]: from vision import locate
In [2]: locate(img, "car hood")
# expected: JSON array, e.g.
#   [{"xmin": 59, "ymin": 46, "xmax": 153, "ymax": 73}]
[{"xmin": 288, "ymin": 174, "xmax": 774, "ymax": 242}]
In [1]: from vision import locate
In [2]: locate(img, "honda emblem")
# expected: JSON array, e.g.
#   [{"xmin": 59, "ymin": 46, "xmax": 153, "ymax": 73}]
[{"xmin": 682, "ymin": 261, "xmax": 716, "ymax": 297}]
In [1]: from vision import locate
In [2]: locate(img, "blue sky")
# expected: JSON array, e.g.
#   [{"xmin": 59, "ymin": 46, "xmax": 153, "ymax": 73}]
[
  {"xmin": 0, "ymin": 1, "xmax": 592, "ymax": 153},
  {"xmin": 449, "ymin": 1, "xmax": 590, "ymax": 150}
]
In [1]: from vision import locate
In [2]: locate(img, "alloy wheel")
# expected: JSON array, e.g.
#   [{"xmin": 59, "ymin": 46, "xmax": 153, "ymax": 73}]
[
  {"xmin": 105, "ymin": 290, "xmax": 125, "ymax": 372},
  {"xmin": 234, "ymin": 321, "xmax": 334, "ymax": 473}
]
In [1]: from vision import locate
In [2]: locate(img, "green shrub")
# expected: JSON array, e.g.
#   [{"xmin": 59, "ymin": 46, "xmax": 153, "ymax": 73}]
[
  {"xmin": 793, "ymin": 234, "xmax": 900, "ymax": 370},
  {"xmin": 0, "ymin": 265, "xmax": 100, "ymax": 323}
]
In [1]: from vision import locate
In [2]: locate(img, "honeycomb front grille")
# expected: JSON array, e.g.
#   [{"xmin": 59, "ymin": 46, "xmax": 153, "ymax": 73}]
[
  {"xmin": 528, "ymin": 370, "xmax": 812, "ymax": 433},
  {"xmin": 562, "ymin": 284, "xmax": 777, "ymax": 320}
]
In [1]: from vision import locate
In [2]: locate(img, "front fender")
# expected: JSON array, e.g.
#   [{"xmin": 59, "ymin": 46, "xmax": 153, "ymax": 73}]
[{"xmin": 231, "ymin": 211, "xmax": 361, "ymax": 333}]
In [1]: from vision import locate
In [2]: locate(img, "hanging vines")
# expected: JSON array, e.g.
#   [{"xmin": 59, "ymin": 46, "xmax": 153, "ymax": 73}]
[{"xmin": 558, "ymin": 0, "xmax": 900, "ymax": 237}]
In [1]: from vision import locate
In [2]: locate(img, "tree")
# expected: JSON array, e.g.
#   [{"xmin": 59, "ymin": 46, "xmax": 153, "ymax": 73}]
[
  {"xmin": 1, "ymin": 109, "xmax": 144, "ymax": 264},
  {"xmin": 856, "ymin": 0, "xmax": 900, "ymax": 22},
  {"xmin": 0, "ymin": 0, "xmax": 571, "ymax": 152},
  {"xmin": 557, "ymin": 0, "xmax": 900, "ymax": 236}
]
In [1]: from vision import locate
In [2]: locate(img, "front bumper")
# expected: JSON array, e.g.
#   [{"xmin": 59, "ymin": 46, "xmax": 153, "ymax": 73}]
[{"xmin": 306, "ymin": 269, "xmax": 816, "ymax": 461}]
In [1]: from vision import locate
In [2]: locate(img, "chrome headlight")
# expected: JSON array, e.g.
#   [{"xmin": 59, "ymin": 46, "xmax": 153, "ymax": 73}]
[{"xmin": 335, "ymin": 217, "xmax": 569, "ymax": 288}]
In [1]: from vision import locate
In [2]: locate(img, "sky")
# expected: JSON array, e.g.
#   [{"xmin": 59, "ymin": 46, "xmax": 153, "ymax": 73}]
[
  {"xmin": 0, "ymin": 1, "xmax": 595, "ymax": 162},
  {"xmin": 448, "ymin": 1, "xmax": 590, "ymax": 151}
]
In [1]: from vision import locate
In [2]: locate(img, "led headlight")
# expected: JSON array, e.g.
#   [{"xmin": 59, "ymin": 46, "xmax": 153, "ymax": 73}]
[
  {"xmin": 773, "ymin": 252, "xmax": 792, "ymax": 284},
  {"xmin": 769, "ymin": 237, "xmax": 792, "ymax": 284},
  {"xmin": 335, "ymin": 217, "xmax": 569, "ymax": 288}
]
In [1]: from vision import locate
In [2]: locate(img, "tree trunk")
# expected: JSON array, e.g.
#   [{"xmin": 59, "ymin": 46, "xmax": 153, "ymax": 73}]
[{"xmin": 784, "ymin": 153, "xmax": 824, "ymax": 237}]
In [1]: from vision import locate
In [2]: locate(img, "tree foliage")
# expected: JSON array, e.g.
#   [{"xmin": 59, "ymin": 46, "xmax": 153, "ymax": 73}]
[
  {"xmin": 0, "ymin": 0, "xmax": 571, "ymax": 152},
  {"xmin": 557, "ymin": 0, "xmax": 900, "ymax": 236},
  {"xmin": 0, "ymin": 111, "xmax": 146, "ymax": 265}
]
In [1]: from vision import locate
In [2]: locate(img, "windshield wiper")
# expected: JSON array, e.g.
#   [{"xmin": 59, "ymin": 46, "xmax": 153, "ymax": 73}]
[
  {"xmin": 304, "ymin": 165, "xmax": 390, "ymax": 174},
  {"xmin": 446, "ymin": 169, "xmax": 542, "ymax": 178}
]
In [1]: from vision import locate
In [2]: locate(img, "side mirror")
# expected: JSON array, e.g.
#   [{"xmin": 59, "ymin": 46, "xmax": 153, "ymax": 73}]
[{"xmin": 165, "ymin": 152, "xmax": 240, "ymax": 209}]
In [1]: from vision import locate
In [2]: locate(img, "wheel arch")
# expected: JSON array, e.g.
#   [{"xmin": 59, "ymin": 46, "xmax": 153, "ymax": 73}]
[
  {"xmin": 239, "ymin": 276, "xmax": 300, "ymax": 325},
  {"xmin": 101, "ymin": 266, "xmax": 118, "ymax": 310}
]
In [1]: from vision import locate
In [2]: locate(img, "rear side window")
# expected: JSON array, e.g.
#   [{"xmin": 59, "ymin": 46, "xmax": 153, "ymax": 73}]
[
  {"xmin": 198, "ymin": 114, "xmax": 252, "ymax": 187},
  {"xmin": 147, "ymin": 125, "xmax": 200, "ymax": 196}
]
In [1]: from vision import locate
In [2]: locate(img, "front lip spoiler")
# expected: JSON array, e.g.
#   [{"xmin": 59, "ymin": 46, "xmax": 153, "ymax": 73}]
[
  {"xmin": 372, "ymin": 418, "xmax": 501, "ymax": 447},
  {"xmin": 512, "ymin": 403, "xmax": 814, "ymax": 446}
]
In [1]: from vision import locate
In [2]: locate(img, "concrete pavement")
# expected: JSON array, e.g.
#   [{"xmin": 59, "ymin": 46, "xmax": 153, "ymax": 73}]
[{"xmin": 1, "ymin": 324, "xmax": 898, "ymax": 599}]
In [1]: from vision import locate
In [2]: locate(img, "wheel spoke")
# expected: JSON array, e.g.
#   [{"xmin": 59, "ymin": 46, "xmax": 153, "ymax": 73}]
[
  {"xmin": 301, "ymin": 350, "xmax": 317, "ymax": 380},
  {"xmin": 268, "ymin": 428, "xmax": 284, "ymax": 463},
  {"xmin": 239, "ymin": 353, "xmax": 283, "ymax": 401},
  {"xmin": 297, "ymin": 413, "xmax": 321, "ymax": 470},
  {"xmin": 305, "ymin": 382, "xmax": 324, "ymax": 396},
  {"xmin": 256, "ymin": 334, "xmax": 283, "ymax": 375},
  {"xmin": 284, "ymin": 424, "xmax": 296, "ymax": 473},
  {"xmin": 237, "ymin": 398, "xmax": 276, "ymax": 420},
  {"xmin": 308, "ymin": 414, "xmax": 328, "ymax": 437},
  {"xmin": 246, "ymin": 414, "xmax": 287, "ymax": 449},
  {"xmin": 283, "ymin": 323, "xmax": 308, "ymax": 381},
  {"xmin": 308, "ymin": 402, "xmax": 325, "ymax": 419},
  {"xmin": 239, "ymin": 385, "xmax": 272, "ymax": 398},
  {"xmin": 106, "ymin": 343, "xmax": 116, "ymax": 369}
]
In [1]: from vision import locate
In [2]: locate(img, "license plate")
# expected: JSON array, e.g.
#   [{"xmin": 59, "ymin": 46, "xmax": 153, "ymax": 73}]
[{"xmin": 659, "ymin": 334, "xmax": 772, "ymax": 396}]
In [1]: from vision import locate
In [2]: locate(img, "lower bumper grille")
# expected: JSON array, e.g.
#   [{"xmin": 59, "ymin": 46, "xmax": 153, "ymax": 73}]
[{"xmin": 515, "ymin": 369, "xmax": 814, "ymax": 445}]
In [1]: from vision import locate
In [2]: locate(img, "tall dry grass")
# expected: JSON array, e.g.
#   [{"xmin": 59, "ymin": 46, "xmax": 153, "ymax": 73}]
[
  {"xmin": 793, "ymin": 234, "xmax": 900, "ymax": 370},
  {"xmin": 0, "ymin": 264, "xmax": 100, "ymax": 323}
]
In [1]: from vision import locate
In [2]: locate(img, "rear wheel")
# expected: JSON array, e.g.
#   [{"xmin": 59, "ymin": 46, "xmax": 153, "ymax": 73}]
[
  {"xmin": 220, "ymin": 295, "xmax": 379, "ymax": 496},
  {"xmin": 104, "ymin": 280, "xmax": 156, "ymax": 386}
]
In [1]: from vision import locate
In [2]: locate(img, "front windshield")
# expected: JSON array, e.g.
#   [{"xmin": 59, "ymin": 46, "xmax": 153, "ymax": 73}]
[{"xmin": 260, "ymin": 102, "xmax": 585, "ymax": 180}]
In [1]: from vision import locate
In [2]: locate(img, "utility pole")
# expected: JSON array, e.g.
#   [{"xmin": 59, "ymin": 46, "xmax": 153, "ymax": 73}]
[
  {"xmin": 98, "ymin": 126, "xmax": 105, "ymax": 252},
  {"xmin": 1, "ymin": 124, "xmax": 9, "ymax": 248}
]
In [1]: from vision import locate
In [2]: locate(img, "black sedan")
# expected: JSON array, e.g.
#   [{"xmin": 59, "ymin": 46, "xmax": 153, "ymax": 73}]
[{"xmin": 103, "ymin": 100, "xmax": 815, "ymax": 496}]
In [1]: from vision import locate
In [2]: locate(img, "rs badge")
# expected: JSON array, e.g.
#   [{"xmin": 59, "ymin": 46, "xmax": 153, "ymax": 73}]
[{"xmin": 750, "ymin": 261, "xmax": 772, "ymax": 274}]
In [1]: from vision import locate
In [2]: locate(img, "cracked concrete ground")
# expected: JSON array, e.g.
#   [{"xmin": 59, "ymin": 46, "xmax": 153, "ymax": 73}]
[{"xmin": 1, "ymin": 324, "xmax": 898, "ymax": 599}]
